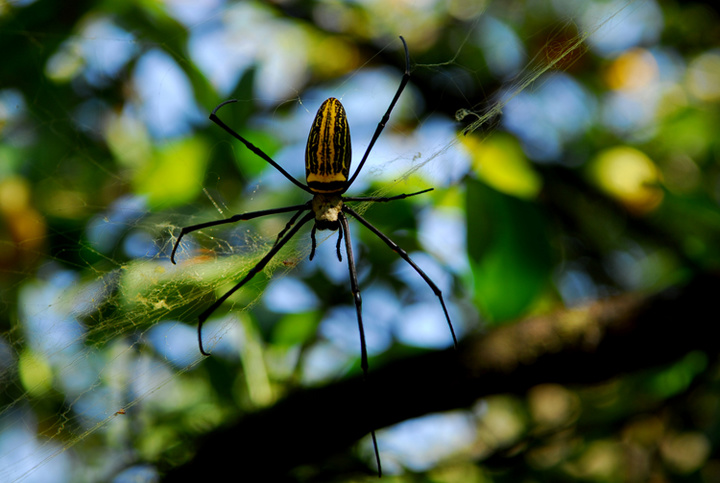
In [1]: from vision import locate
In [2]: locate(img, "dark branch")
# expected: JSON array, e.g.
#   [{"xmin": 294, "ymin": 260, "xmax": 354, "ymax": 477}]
[{"xmin": 162, "ymin": 273, "xmax": 719, "ymax": 481}]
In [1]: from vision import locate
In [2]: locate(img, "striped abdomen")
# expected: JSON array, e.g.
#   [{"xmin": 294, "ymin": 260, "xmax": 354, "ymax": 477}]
[{"xmin": 305, "ymin": 98, "xmax": 351, "ymax": 194}]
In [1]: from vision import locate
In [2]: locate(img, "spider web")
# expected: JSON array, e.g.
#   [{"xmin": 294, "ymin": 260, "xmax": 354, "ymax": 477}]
[{"xmin": 0, "ymin": 1, "xmax": 647, "ymax": 481}]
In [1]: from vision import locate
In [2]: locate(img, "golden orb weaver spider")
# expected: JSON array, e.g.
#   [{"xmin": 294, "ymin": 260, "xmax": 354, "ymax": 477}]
[{"xmin": 170, "ymin": 37, "xmax": 457, "ymax": 475}]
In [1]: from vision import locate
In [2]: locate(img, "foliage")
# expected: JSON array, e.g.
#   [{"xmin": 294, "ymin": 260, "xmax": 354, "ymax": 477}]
[{"xmin": 2, "ymin": 0, "xmax": 720, "ymax": 481}]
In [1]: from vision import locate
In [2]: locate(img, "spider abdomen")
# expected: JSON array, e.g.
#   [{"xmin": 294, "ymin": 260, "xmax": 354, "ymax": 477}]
[{"xmin": 305, "ymin": 98, "xmax": 351, "ymax": 194}]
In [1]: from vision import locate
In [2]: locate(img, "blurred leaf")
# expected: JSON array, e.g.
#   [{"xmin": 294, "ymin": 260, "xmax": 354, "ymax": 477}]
[
  {"xmin": 466, "ymin": 178, "xmax": 553, "ymax": 324},
  {"xmin": 271, "ymin": 311, "xmax": 320, "ymax": 346},
  {"xmin": 360, "ymin": 194, "xmax": 420, "ymax": 232},
  {"xmin": 133, "ymin": 137, "xmax": 209, "ymax": 209},
  {"xmin": 210, "ymin": 69, "xmax": 287, "ymax": 179},
  {"xmin": 646, "ymin": 351, "xmax": 707, "ymax": 399},
  {"xmin": 587, "ymin": 146, "xmax": 663, "ymax": 214},
  {"xmin": 233, "ymin": 128, "xmax": 284, "ymax": 178},
  {"xmin": 18, "ymin": 349, "xmax": 53, "ymax": 397},
  {"xmin": 656, "ymin": 105, "xmax": 718, "ymax": 159},
  {"xmin": 111, "ymin": 1, "xmax": 219, "ymax": 110},
  {"xmin": 463, "ymin": 132, "xmax": 542, "ymax": 199},
  {"xmin": 649, "ymin": 190, "xmax": 720, "ymax": 268},
  {"xmin": 227, "ymin": 68, "xmax": 257, "ymax": 122}
]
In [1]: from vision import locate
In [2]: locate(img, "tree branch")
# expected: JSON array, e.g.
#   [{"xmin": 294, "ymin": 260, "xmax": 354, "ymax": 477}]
[{"xmin": 162, "ymin": 273, "xmax": 719, "ymax": 481}]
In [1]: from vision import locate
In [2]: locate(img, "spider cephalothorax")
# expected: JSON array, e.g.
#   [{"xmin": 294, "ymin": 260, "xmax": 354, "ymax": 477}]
[{"xmin": 311, "ymin": 193, "xmax": 343, "ymax": 230}]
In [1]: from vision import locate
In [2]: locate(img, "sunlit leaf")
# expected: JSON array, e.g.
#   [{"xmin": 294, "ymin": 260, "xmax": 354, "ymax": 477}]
[
  {"xmin": 18, "ymin": 349, "xmax": 53, "ymax": 396},
  {"xmin": 133, "ymin": 137, "xmax": 209, "ymax": 209},
  {"xmin": 588, "ymin": 146, "xmax": 663, "ymax": 214},
  {"xmin": 463, "ymin": 132, "xmax": 542, "ymax": 199}
]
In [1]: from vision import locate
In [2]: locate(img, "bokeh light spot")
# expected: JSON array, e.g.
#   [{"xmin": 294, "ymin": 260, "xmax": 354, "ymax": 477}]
[{"xmin": 589, "ymin": 146, "xmax": 663, "ymax": 213}]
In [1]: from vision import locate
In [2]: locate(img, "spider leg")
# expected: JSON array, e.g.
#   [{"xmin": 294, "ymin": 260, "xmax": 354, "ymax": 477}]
[
  {"xmin": 309, "ymin": 225, "xmax": 318, "ymax": 261},
  {"xmin": 171, "ymin": 204, "xmax": 308, "ymax": 264},
  {"xmin": 197, "ymin": 211, "xmax": 315, "ymax": 355},
  {"xmin": 335, "ymin": 224, "xmax": 343, "ymax": 262},
  {"xmin": 345, "ymin": 36, "xmax": 411, "ymax": 189},
  {"xmin": 210, "ymin": 100, "xmax": 312, "ymax": 194},
  {"xmin": 343, "ymin": 205, "xmax": 458, "ymax": 348},
  {"xmin": 273, "ymin": 203, "xmax": 313, "ymax": 246},
  {"xmin": 344, "ymin": 187, "xmax": 433, "ymax": 203},
  {"xmin": 338, "ymin": 213, "xmax": 368, "ymax": 376},
  {"xmin": 338, "ymin": 212, "xmax": 383, "ymax": 477}
]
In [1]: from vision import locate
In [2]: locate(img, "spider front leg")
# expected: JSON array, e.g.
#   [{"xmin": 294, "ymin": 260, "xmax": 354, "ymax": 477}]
[
  {"xmin": 195, "ymin": 211, "xmax": 315, "ymax": 355},
  {"xmin": 171, "ymin": 204, "xmax": 309, "ymax": 264},
  {"xmin": 346, "ymin": 36, "xmax": 411, "ymax": 188},
  {"xmin": 209, "ymin": 100, "xmax": 312, "ymax": 194}
]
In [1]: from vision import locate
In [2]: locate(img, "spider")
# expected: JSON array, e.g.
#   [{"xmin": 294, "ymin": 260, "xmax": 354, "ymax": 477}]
[{"xmin": 170, "ymin": 36, "xmax": 457, "ymax": 475}]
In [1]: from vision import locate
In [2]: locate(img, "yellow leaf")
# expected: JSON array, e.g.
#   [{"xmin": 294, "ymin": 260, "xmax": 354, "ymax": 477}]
[
  {"xmin": 462, "ymin": 133, "xmax": 542, "ymax": 199},
  {"xmin": 18, "ymin": 349, "xmax": 53, "ymax": 397},
  {"xmin": 588, "ymin": 146, "xmax": 663, "ymax": 214}
]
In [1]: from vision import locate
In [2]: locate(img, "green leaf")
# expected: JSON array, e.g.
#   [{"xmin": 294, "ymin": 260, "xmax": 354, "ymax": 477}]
[
  {"xmin": 233, "ymin": 129, "xmax": 283, "ymax": 178},
  {"xmin": 646, "ymin": 351, "xmax": 707, "ymax": 399},
  {"xmin": 271, "ymin": 312, "xmax": 320, "ymax": 346},
  {"xmin": 466, "ymin": 178, "xmax": 553, "ymax": 324},
  {"xmin": 133, "ymin": 137, "xmax": 209, "ymax": 209}
]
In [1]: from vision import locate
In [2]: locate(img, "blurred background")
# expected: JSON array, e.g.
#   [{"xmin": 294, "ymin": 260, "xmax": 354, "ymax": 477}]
[{"xmin": 2, "ymin": 0, "xmax": 720, "ymax": 481}]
